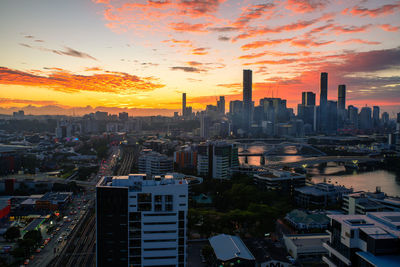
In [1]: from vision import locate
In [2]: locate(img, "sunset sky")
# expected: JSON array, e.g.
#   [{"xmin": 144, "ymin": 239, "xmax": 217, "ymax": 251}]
[{"xmin": 1, "ymin": 0, "xmax": 400, "ymax": 116}]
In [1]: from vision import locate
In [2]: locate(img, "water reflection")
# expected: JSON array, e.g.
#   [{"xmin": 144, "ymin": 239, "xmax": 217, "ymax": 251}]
[{"xmin": 238, "ymin": 144, "xmax": 400, "ymax": 197}]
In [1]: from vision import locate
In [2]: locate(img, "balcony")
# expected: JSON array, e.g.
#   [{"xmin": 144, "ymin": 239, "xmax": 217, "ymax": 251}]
[{"xmin": 323, "ymin": 242, "xmax": 352, "ymax": 266}]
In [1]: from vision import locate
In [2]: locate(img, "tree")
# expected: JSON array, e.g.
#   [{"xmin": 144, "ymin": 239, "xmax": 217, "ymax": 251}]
[
  {"xmin": 23, "ymin": 230, "xmax": 42, "ymax": 246},
  {"xmin": 4, "ymin": 226, "xmax": 20, "ymax": 241}
]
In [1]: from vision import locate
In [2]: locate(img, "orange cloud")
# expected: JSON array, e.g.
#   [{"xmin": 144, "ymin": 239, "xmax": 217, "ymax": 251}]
[
  {"xmin": 331, "ymin": 24, "xmax": 372, "ymax": 34},
  {"xmin": 291, "ymin": 39, "xmax": 334, "ymax": 47},
  {"xmin": 0, "ymin": 67, "xmax": 164, "ymax": 94},
  {"xmin": 380, "ymin": 24, "xmax": 400, "ymax": 32},
  {"xmin": 285, "ymin": 0, "xmax": 328, "ymax": 13},
  {"xmin": 191, "ymin": 47, "xmax": 209, "ymax": 55},
  {"xmin": 344, "ymin": 2, "xmax": 400, "ymax": 17},
  {"xmin": 243, "ymin": 58, "xmax": 297, "ymax": 65},
  {"xmin": 233, "ymin": 3, "xmax": 276, "ymax": 27},
  {"xmin": 341, "ymin": 39, "xmax": 381, "ymax": 45},
  {"xmin": 241, "ymin": 38, "xmax": 294, "ymax": 50},
  {"xmin": 169, "ymin": 22, "xmax": 211, "ymax": 32}
]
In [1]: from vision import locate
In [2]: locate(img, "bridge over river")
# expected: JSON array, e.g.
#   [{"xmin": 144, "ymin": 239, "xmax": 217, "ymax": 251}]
[{"xmin": 257, "ymin": 156, "xmax": 381, "ymax": 169}]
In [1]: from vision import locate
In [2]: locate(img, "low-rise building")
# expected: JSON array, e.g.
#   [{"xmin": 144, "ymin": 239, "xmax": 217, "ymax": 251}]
[
  {"xmin": 35, "ymin": 192, "xmax": 72, "ymax": 211},
  {"xmin": 283, "ymin": 233, "xmax": 329, "ymax": 261},
  {"xmin": 295, "ymin": 183, "xmax": 353, "ymax": 208},
  {"xmin": 323, "ymin": 212, "xmax": 400, "ymax": 267},
  {"xmin": 254, "ymin": 170, "xmax": 306, "ymax": 195},
  {"xmin": 343, "ymin": 188, "xmax": 400, "ymax": 215},
  {"xmin": 285, "ymin": 209, "xmax": 330, "ymax": 231},
  {"xmin": 209, "ymin": 234, "xmax": 255, "ymax": 266}
]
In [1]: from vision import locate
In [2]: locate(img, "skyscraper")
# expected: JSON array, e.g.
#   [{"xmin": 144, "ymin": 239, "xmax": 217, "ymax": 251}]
[
  {"xmin": 319, "ymin": 72, "xmax": 328, "ymax": 132},
  {"xmin": 217, "ymin": 96, "xmax": 225, "ymax": 114},
  {"xmin": 96, "ymin": 174, "xmax": 188, "ymax": 267},
  {"xmin": 182, "ymin": 93, "xmax": 186, "ymax": 117},
  {"xmin": 301, "ymin": 92, "xmax": 316, "ymax": 106},
  {"xmin": 337, "ymin": 85, "xmax": 346, "ymax": 129},
  {"xmin": 338, "ymin": 85, "xmax": 346, "ymax": 111},
  {"xmin": 243, "ymin": 69, "xmax": 252, "ymax": 131},
  {"xmin": 359, "ymin": 106, "xmax": 372, "ymax": 130},
  {"xmin": 373, "ymin": 106, "xmax": 380, "ymax": 128}
]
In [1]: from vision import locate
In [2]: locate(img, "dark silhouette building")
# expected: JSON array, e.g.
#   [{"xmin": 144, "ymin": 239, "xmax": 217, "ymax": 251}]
[{"xmin": 243, "ymin": 69, "xmax": 252, "ymax": 131}]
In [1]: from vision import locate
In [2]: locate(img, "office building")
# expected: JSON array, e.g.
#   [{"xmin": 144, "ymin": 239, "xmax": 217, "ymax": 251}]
[
  {"xmin": 253, "ymin": 170, "xmax": 306, "ymax": 195},
  {"xmin": 295, "ymin": 183, "xmax": 353, "ymax": 208},
  {"xmin": 343, "ymin": 188, "xmax": 400, "ymax": 215},
  {"xmin": 323, "ymin": 212, "xmax": 400, "ymax": 267},
  {"xmin": 359, "ymin": 106, "xmax": 372, "ymax": 130},
  {"xmin": 337, "ymin": 85, "xmax": 346, "ymax": 111},
  {"xmin": 337, "ymin": 85, "xmax": 346, "ymax": 128},
  {"xmin": 327, "ymin": 100, "xmax": 338, "ymax": 133},
  {"xmin": 382, "ymin": 112, "xmax": 389, "ymax": 126},
  {"xmin": 182, "ymin": 93, "xmax": 186, "ymax": 117},
  {"xmin": 229, "ymin": 100, "xmax": 243, "ymax": 115},
  {"xmin": 302, "ymin": 92, "xmax": 316, "ymax": 106},
  {"xmin": 243, "ymin": 69, "xmax": 252, "ymax": 131},
  {"xmin": 319, "ymin": 72, "xmax": 328, "ymax": 132},
  {"xmin": 348, "ymin": 105, "xmax": 359, "ymax": 128},
  {"xmin": 196, "ymin": 141, "xmax": 239, "ymax": 179},
  {"xmin": 373, "ymin": 106, "xmax": 380, "ymax": 128},
  {"xmin": 138, "ymin": 150, "xmax": 173, "ymax": 176},
  {"xmin": 217, "ymin": 96, "xmax": 225, "ymax": 115},
  {"xmin": 96, "ymin": 174, "xmax": 188, "ymax": 267}
]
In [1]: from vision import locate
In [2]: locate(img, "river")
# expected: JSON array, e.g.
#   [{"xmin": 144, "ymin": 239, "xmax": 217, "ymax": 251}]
[{"xmin": 238, "ymin": 144, "xmax": 400, "ymax": 197}]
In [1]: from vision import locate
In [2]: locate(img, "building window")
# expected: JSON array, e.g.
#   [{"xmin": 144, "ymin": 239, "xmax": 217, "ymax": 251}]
[
  {"xmin": 154, "ymin": 195, "xmax": 162, "ymax": 202},
  {"xmin": 165, "ymin": 195, "xmax": 173, "ymax": 202},
  {"xmin": 138, "ymin": 203, "xmax": 152, "ymax": 211},
  {"xmin": 165, "ymin": 203, "xmax": 173, "ymax": 211},
  {"xmin": 138, "ymin": 193, "xmax": 152, "ymax": 202}
]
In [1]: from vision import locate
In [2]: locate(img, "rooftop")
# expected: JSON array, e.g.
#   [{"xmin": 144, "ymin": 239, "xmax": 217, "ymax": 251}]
[
  {"xmin": 209, "ymin": 234, "xmax": 255, "ymax": 261},
  {"xmin": 285, "ymin": 233, "xmax": 330, "ymax": 248},
  {"xmin": 286, "ymin": 209, "xmax": 330, "ymax": 226},
  {"xmin": 98, "ymin": 173, "xmax": 189, "ymax": 189},
  {"xmin": 356, "ymin": 251, "xmax": 400, "ymax": 267},
  {"xmin": 328, "ymin": 212, "xmax": 400, "ymax": 238},
  {"xmin": 296, "ymin": 183, "xmax": 352, "ymax": 196}
]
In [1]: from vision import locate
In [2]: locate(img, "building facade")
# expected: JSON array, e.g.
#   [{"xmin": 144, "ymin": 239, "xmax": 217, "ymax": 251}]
[
  {"xmin": 96, "ymin": 174, "xmax": 188, "ymax": 267},
  {"xmin": 323, "ymin": 212, "xmax": 400, "ymax": 267}
]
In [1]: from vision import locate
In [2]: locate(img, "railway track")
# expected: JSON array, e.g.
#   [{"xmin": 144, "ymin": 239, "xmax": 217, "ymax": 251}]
[{"xmin": 117, "ymin": 146, "xmax": 139, "ymax": 175}]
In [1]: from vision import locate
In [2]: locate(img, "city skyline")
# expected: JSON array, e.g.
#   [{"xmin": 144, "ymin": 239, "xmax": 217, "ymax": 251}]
[{"xmin": 1, "ymin": 0, "xmax": 400, "ymax": 116}]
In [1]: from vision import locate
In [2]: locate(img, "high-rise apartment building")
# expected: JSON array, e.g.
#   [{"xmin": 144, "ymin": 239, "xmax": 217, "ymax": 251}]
[
  {"xmin": 243, "ymin": 69, "xmax": 252, "ymax": 131},
  {"xmin": 182, "ymin": 93, "xmax": 186, "ymax": 117},
  {"xmin": 96, "ymin": 174, "xmax": 188, "ymax": 267},
  {"xmin": 197, "ymin": 141, "xmax": 239, "ymax": 179},
  {"xmin": 319, "ymin": 72, "xmax": 328, "ymax": 132},
  {"xmin": 138, "ymin": 150, "xmax": 173, "ymax": 176},
  {"xmin": 302, "ymin": 92, "xmax": 316, "ymax": 106},
  {"xmin": 323, "ymin": 212, "xmax": 400, "ymax": 267}
]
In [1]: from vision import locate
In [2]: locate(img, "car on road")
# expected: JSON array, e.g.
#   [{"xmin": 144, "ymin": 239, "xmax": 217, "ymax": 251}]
[{"xmin": 35, "ymin": 248, "xmax": 41, "ymax": 253}]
